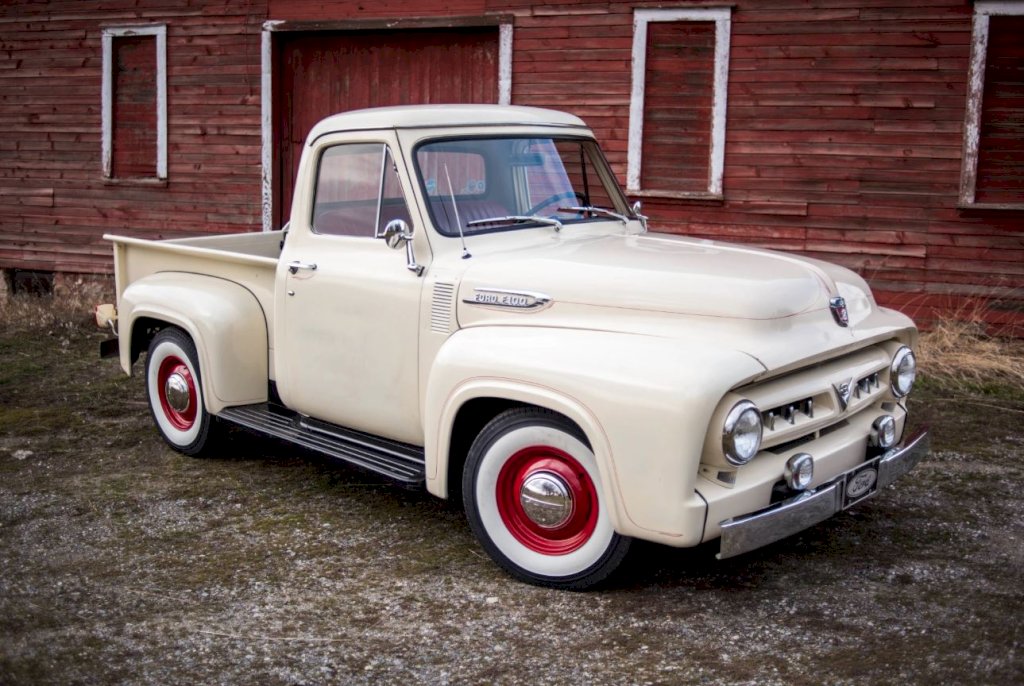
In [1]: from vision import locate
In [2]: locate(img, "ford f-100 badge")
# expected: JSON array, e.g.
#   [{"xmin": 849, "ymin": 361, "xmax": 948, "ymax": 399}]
[{"xmin": 465, "ymin": 288, "xmax": 552, "ymax": 311}]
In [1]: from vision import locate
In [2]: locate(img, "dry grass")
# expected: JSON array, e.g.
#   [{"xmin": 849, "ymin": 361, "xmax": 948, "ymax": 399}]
[
  {"xmin": 0, "ymin": 280, "xmax": 112, "ymax": 335},
  {"xmin": 917, "ymin": 315, "xmax": 1024, "ymax": 389},
  {"xmin": 0, "ymin": 295, "xmax": 90, "ymax": 335}
]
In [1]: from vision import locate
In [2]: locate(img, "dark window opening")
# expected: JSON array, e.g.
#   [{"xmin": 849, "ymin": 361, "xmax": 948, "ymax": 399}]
[
  {"xmin": 111, "ymin": 35, "xmax": 158, "ymax": 179},
  {"xmin": 975, "ymin": 15, "xmax": 1024, "ymax": 204}
]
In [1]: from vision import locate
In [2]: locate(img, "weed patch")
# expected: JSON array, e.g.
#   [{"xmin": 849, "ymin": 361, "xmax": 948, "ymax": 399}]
[{"xmin": 916, "ymin": 310, "xmax": 1024, "ymax": 392}]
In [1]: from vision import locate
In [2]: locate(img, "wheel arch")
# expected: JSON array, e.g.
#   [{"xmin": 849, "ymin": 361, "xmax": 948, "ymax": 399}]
[
  {"xmin": 426, "ymin": 379, "xmax": 628, "ymax": 534},
  {"xmin": 120, "ymin": 272, "xmax": 269, "ymax": 414},
  {"xmin": 443, "ymin": 396, "xmax": 595, "ymax": 506}
]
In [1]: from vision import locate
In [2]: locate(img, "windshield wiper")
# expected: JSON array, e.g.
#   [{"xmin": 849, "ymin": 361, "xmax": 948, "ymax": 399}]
[
  {"xmin": 557, "ymin": 206, "xmax": 630, "ymax": 224},
  {"xmin": 467, "ymin": 215, "xmax": 564, "ymax": 232}
]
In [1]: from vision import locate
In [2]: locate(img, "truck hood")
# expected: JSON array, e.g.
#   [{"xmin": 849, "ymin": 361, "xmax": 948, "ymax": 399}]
[
  {"xmin": 454, "ymin": 231, "xmax": 906, "ymax": 374},
  {"xmin": 462, "ymin": 232, "xmax": 834, "ymax": 319}
]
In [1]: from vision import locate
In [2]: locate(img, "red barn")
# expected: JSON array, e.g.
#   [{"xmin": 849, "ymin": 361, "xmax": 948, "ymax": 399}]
[{"xmin": 1, "ymin": 0, "xmax": 1021, "ymax": 332}]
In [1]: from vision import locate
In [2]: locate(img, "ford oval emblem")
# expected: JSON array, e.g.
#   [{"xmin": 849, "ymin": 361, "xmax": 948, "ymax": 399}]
[{"xmin": 846, "ymin": 468, "xmax": 877, "ymax": 500}]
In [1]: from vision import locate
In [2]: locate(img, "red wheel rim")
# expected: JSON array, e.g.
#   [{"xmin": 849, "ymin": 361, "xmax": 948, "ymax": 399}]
[
  {"xmin": 157, "ymin": 355, "xmax": 197, "ymax": 431},
  {"xmin": 495, "ymin": 445, "xmax": 599, "ymax": 555}
]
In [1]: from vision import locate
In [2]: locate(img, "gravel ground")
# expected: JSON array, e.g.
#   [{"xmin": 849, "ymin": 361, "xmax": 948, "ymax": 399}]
[{"xmin": 1, "ymin": 320, "xmax": 1022, "ymax": 685}]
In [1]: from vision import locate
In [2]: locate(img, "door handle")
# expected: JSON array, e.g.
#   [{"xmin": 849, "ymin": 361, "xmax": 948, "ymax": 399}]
[{"xmin": 287, "ymin": 260, "xmax": 318, "ymax": 275}]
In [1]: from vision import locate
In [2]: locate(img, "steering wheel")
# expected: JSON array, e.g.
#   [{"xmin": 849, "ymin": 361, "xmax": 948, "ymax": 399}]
[{"xmin": 525, "ymin": 191, "xmax": 586, "ymax": 216}]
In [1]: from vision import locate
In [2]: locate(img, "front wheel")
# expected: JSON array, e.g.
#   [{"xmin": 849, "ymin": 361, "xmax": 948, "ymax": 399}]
[
  {"xmin": 145, "ymin": 327, "xmax": 218, "ymax": 457},
  {"xmin": 462, "ymin": 408, "xmax": 631, "ymax": 590}
]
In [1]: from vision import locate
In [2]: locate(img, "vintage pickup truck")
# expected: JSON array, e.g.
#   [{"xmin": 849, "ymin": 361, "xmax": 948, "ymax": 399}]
[{"xmin": 101, "ymin": 105, "xmax": 928, "ymax": 589}]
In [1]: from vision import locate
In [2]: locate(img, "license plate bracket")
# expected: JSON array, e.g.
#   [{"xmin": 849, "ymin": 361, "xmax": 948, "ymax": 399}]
[{"xmin": 841, "ymin": 458, "xmax": 880, "ymax": 509}]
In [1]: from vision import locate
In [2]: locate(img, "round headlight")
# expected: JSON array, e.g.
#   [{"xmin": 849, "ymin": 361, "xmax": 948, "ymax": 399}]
[
  {"xmin": 890, "ymin": 346, "xmax": 917, "ymax": 398},
  {"xmin": 785, "ymin": 453, "xmax": 814, "ymax": 491},
  {"xmin": 722, "ymin": 400, "xmax": 763, "ymax": 466}
]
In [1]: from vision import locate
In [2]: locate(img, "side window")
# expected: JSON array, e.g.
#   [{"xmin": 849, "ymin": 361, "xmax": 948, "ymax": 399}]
[{"xmin": 312, "ymin": 144, "xmax": 412, "ymax": 237}]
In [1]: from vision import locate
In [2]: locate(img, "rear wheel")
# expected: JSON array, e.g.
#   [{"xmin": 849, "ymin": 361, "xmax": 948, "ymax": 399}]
[
  {"xmin": 463, "ymin": 408, "xmax": 631, "ymax": 589},
  {"xmin": 145, "ymin": 328, "xmax": 217, "ymax": 456}
]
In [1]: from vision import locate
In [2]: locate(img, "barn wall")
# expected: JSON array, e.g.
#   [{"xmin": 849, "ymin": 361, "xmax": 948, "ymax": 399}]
[
  {"xmin": 0, "ymin": 0, "xmax": 267, "ymax": 274},
  {"xmin": 1, "ymin": 0, "xmax": 1021, "ymax": 331}
]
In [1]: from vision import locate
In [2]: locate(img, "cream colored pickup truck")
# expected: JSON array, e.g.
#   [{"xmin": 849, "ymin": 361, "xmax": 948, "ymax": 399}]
[{"xmin": 102, "ymin": 105, "xmax": 928, "ymax": 589}]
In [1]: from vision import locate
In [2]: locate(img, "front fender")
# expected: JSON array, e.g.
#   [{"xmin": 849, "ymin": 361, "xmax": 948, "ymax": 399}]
[
  {"xmin": 424, "ymin": 326, "xmax": 766, "ymax": 545},
  {"xmin": 119, "ymin": 272, "xmax": 269, "ymax": 414}
]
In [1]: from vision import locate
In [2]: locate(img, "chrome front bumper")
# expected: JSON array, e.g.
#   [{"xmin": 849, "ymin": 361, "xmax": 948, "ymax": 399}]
[{"xmin": 717, "ymin": 428, "xmax": 930, "ymax": 560}]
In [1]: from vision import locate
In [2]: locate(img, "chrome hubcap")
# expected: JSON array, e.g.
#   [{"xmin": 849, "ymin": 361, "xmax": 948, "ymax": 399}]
[
  {"xmin": 164, "ymin": 372, "xmax": 192, "ymax": 413},
  {"xmin": 519, "ymin": 471, "xmax": 574, "ymax": 529}
]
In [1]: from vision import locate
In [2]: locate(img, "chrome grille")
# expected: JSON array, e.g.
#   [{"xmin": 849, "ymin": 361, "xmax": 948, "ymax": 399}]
[
  {"xmin": 741, "ymin": 345, "xmax": 893, "ymax": 451},
  {"xmin": 853, "ymin": 372, "xmax": 882, "ymax": 400},
  {"xmin": 762, "ymin": 398, "xmax": 814, "ymax": 431}
]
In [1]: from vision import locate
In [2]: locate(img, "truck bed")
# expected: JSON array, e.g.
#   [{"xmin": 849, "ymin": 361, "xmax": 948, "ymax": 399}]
[{"xmin": 106, "ymin": 230, "xmax": 283, "ymax": 333}]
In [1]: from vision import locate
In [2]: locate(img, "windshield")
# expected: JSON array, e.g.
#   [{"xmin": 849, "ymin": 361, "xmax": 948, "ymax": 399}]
[{"xmin": 415, "ymin": 136, "xmax": 633, "ymax": 237}]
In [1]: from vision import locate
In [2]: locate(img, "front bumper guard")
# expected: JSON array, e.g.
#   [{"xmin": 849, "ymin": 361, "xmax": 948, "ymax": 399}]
[{"xmin": 717, "ymin": 428, "xmax": 930, "ymax": 560}]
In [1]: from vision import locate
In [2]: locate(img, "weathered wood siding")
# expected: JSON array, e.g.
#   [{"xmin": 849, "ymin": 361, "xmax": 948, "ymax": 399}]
[
  {"xmin": 1, "ymin": 0, "xmax": 1021, "ymax": 330},
  {"xmin": 275, "ymin": 27, "xmax": 499, "ymax": 223},
  {"xmin": 0, "ymin": 0, "xmax": 267, "ymax": 273}
]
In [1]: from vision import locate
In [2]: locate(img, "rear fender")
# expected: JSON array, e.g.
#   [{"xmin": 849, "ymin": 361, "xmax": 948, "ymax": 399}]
[{"xmin": 119, "ymin": 272, "xmax": 269, "ymax": 414}]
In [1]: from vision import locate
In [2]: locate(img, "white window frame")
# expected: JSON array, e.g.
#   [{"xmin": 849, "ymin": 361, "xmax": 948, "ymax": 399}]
[
  {"xmin": 101, "ymin": 25, "xmax": 168, "ymax": 180},
  {"xmin": 260, "ymin": 21, "xmax": 514, "ymax": 232},
  {"xmin": 627, "ymin": 8, "xmax": 731, "ymax": 199},
  {"xmin": 959, "ymin": 1, "xmax": 1024, "ymax": 208}
]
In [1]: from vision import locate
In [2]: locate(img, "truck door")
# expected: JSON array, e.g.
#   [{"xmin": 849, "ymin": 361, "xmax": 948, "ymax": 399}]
[{"xmin": 275, "ymin": 132, "xmax": 429, "ymax": 445}]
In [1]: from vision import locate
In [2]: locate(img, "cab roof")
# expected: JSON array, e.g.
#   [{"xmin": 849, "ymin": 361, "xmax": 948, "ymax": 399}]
[{"xmin": 308, "ymin": 105, "xmax": 589, "ymax": 142}]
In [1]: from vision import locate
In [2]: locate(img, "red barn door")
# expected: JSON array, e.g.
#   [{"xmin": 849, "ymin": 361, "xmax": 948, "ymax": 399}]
[{"xmin": 275, "ymin": 28, "xmax": 500, "ymax": 225}]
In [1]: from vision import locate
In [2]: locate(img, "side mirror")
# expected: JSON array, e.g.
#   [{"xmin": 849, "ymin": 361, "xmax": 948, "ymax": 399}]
[
  {"xmin": 380, "ymin": 219, "xmax": 424, "ymax": 276},
  {"xmin": 631, "ymin": 201, "xmax": 649, "ymax": 232},
  {"xmin": 381, "ymin": 218, "xmax": 412, "ymax": 249}
]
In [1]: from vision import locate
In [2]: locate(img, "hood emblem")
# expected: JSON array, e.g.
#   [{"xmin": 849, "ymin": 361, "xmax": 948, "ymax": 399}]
[
  {"xmin": 833, "ymin": 378, "xmax": 854, "ymax": 411},
  {"xmin": 464, "ymin": 288, "xmax": 552, "ymax": 312},
  {"xmin": 829, "ymin": 296, "xmax": 849, "ymax": 327}
]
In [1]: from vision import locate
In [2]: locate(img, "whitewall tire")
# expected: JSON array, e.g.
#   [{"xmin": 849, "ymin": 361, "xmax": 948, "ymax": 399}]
[
  {"xmin": 145, "ymin": 328, "xmax": 215, "ymax": 456},
  {"xmin": 463, "ymin": 408, "xmax": 631, "ymax": 589}
]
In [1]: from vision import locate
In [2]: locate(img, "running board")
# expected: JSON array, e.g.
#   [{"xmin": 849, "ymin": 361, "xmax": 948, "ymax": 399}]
[{"xmin": 217, "ymin": 403, "xmax": 425, "ymax": 485}]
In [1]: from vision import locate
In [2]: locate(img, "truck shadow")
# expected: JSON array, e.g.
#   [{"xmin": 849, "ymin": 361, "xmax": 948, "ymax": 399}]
[{"xmin": 208, "ymin": 421, "xmax": 928, "ymax": 593}]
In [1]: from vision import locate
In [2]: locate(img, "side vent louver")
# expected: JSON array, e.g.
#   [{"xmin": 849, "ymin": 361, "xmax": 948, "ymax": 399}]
[{"xmin": 431, "ymin": 282, "xmax": 455, "ymax": 334}]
